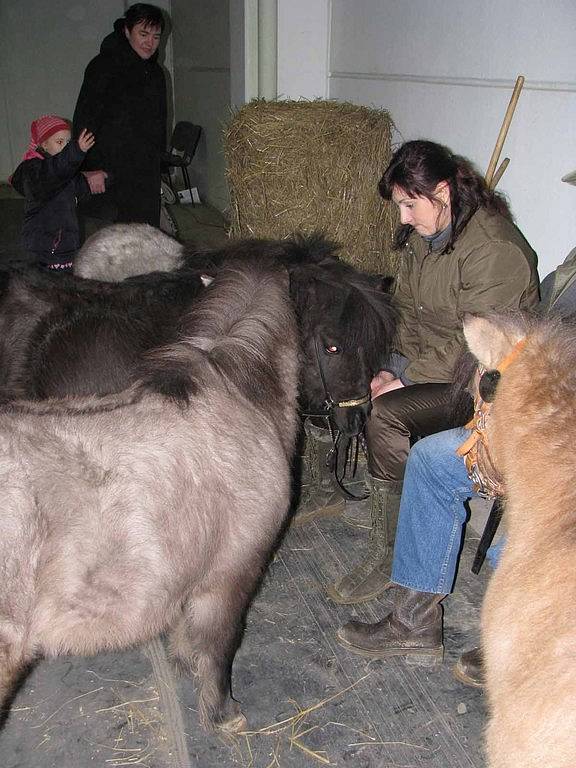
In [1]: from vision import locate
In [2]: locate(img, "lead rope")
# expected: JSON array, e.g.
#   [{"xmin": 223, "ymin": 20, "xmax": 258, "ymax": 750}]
[{"xmin": 310, "ymin": 338, "xmax": 370, "ymax": 500}]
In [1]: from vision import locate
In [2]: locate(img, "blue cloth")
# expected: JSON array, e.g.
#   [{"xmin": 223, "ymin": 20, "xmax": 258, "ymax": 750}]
[
  {"xmin": 486, "ymin": 536, "xmax": 505, "ymax": 568},
  {"xmin": 391, "ymin": 427, "xmax": 477, "ymax": 594}
]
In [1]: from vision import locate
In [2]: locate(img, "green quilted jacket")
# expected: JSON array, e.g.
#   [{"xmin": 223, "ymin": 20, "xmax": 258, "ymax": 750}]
[{"xmin": 393, "ymin": 207, "xmax": 540, "ymax": 383}]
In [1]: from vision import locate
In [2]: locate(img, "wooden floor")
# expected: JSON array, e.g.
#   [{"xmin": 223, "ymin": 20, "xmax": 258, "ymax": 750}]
[
  {"xmin": 0, "ymin": 512, "xmax": 491, "ymax": 768},
  {"xmin": 0, "ymin": 193, "xmax": 490, "ymax": 767}
]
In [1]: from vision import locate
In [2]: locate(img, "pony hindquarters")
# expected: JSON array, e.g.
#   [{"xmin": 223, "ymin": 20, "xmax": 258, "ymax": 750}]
[
  {"xmin": 0, "ymin": 262, "xmax": 299, "ymax": 734},
  {"xmin": 74, "ymin": 223, "xmax": 184, "ymax": 281}
]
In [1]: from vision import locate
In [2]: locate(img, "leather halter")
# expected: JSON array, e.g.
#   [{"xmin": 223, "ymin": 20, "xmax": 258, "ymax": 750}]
[
  {"xmin": 301, "ymin": 338, "xmax": 371, "ymax": 501},
  {"xmin": 456, "ymin": 336, "xmax": 527, "ymax": 498},
  {"xmin": 311, "ymin": 338, "xmax": 371, "ymax": 413}
]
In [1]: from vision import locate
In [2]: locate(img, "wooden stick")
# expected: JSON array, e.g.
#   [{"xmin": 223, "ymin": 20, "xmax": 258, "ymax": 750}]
[
  {"xmin": 485, "ymin": 75, "xmax": 525, "ymax": 187},
  {"xmin": 490, "ymin": 157, "xmax": 510, "ymax": 190}
]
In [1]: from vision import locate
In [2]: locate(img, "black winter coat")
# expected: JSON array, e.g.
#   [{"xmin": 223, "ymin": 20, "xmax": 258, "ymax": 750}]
[
  {"xmin": 73, "ymin": 18, "xmax": 167, "ymax": 227},
  {"xmin": 10, "ymin": 141, "xmax": 90, "ymax": 265}
]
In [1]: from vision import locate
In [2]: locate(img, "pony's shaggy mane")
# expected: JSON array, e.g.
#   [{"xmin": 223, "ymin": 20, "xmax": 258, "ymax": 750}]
[{"xmin": 140, "ymin": 260, "xmax": 293, "ymax": 410}]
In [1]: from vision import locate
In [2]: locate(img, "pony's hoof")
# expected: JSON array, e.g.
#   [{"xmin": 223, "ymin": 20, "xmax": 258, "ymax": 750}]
[{"xmin": 217, "ymin": 712, "xmax": 248, "ymax": 733}]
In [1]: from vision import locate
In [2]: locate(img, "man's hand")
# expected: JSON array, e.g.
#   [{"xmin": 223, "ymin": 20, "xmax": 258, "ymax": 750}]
[{"xmin": 82, "ymin": 169, "xmax": 108, "ymax": 194}]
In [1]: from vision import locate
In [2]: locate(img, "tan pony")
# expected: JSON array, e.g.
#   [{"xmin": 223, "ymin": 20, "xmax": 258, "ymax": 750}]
[{"xmin": 463, "ymin": 312, "xmax": 576, "ymax": 768}]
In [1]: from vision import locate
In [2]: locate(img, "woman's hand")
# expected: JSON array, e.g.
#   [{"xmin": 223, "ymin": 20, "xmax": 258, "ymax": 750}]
[
  {"xmin": 82, "ymin": 170, "xmax": 108, "ymax": 194},
  {"xmin": 77, "ymin": 128, "xmax": 96, "ymax": 153},
  {"xmin": 371, "ymin": 370, "xmax": 405, "ymax": 399}
]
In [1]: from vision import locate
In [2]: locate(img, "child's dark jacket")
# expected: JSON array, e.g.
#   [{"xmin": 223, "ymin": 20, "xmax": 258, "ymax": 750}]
[{"xmin": 10, "ymin": 141, "xmax": 90, "ymax": 263}]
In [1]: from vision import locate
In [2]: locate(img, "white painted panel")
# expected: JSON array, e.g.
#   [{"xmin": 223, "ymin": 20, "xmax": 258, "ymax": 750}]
[
  {"xmin": 2, "ymin": 0, "xmax": 124, "ymax": 178},
  {"xmin": 329, "ymin": 77, "xmax": 576, "ymax": 279},
  {"xmin": 277, "ymin": 0, "xmax": 330, "ymax": 99},
  {"xmin": 330, "ymin": 0, "xmax": 576, "ymax": 83},
  {"xmin": 328, "ymin": 0, "xmax": 576, "ymax": 277},
  {"xmin": 171, "ymin": 0, "xmax": 230, "ymax": 208}
]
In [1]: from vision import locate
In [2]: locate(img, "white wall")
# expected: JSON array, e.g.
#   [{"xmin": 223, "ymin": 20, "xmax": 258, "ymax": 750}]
[
  {"xmin": 1, "ymin": 0, "xmax": 174, "ymax": 181},
  {"xmin": 276, "ymin": 0, "xmax": 329, "ymax": 99},
  {"xmin": 276, "ymin": 0, "xmax": 576, "ymax": 278},
  {"xmin": 171, "ymin": 0, "xmax": 230, "ymax": 208},
  {"xmin": 1, "ymin": 0, "xmax": 124, "ymax": 179},
  {"xmin": 328, "ymin": 0, "xmax": 576, "ymax": 277}
]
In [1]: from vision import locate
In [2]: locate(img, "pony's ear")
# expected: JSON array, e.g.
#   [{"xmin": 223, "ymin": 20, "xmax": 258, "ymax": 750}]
[
  {"xmin": 379, "ymin": 275, "xmax": 395, "ymax": 294},
  {"xmin": 462, "ymin": 314, "xmax": 514, "ymax": 369},
  {"xmin": 463, "ymin": 315, "xmax": 497, "ymax": 368}
]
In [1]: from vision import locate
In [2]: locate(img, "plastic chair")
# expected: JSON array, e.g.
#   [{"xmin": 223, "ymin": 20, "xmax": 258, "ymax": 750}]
[{"xmin": 161, "ymin": 122, "xmax": 202, "ymax": 205}]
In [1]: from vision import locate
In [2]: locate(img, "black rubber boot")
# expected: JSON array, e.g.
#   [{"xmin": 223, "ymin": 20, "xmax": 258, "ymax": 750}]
[
  {"xmin": 326, "ymin": 476, "xmax": 401, "ymax": 603},
  {"xmin": 292, "ymin": 422, "xmax": 345, "ymax": 525},
  {"xmin": 453, "ymin": 646, "xmax": 484, "ymax": 688},
  {"xmin": 336, "ymin": 585, "xmax": 445, "ymax": 665}
]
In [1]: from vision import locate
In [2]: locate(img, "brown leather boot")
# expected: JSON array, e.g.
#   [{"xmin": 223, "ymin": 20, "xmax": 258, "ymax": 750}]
[
  {"xmin": 453, "ymin": 646, "xmax": 484, "ymax": 688},
  {"xmin": 336, "ymin": 585, "xmax": 445, "ymax": 665},
  {"xmin": 326, "ymin": 476, "xmax": 401, "ymax": 603}
]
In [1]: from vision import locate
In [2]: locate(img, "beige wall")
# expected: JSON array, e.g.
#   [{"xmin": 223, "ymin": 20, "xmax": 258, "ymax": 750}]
[
  {"xmin": 171, "ymin": 0, "xmax": 230, "ymax": 209},
  {"xmin": 1, "ymin": 0, "xmax": 124, "ymax": 179},
  {"xmin": 1, "ymin": 0, "xmax": 173, "ymax": 181}
]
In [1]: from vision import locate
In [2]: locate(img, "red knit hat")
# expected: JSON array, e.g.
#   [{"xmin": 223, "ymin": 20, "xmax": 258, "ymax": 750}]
[{"xmin": 23, "ymin": 115, "xmax": 71, "ymax": 160}]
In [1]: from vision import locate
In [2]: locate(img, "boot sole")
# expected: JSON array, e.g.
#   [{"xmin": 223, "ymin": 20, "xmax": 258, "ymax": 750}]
[
  {"xmin": 336, "ymin": 633, "xmax": 444, "ymax": 666},
  {"xmin": 452, "ymin": 663, "xmax": 484, "ymax": 689},
  {"xmin": 290, "ymin": 500, "xmax": 345, "ymax": 527},
  {"xmin": 325, "ymin": 579, "xmax": 392, "ymax": 605}
]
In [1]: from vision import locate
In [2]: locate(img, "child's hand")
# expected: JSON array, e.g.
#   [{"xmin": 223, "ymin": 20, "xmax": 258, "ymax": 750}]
[
  {"xmin": 78, "ymin": 129, "xmax": 96, "ymax": 152},
  {"xmin": 82, "ymin": 170, "xmax": 108, "ymax": 194}
]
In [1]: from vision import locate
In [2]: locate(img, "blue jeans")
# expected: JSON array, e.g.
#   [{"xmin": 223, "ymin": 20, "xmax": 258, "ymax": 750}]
[{"xmin": 391, "ymin": 427, "xmax": 477, "ymax": 594}]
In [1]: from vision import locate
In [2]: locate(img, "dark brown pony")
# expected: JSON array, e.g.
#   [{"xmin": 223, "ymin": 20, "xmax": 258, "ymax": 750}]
[{"xmin": 0, "ymin": 233, "xmax": 397, "ymax": 437}]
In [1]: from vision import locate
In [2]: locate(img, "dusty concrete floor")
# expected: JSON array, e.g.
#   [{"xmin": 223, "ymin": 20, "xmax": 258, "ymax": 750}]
[{"xmin": 0, "ymin": 514, "xmax": 491, "ymax": 768}]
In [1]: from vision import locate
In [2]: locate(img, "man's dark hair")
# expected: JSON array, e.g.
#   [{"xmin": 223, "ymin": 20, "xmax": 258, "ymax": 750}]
[{"xmin": 124, "ymin": 3, "xmax": 165, "ymax": 32}]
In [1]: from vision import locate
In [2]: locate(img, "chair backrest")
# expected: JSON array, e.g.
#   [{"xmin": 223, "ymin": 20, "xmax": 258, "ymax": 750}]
[{"xmin": 170, "ymin": 122, "xmax": 202, "ymax": 161}]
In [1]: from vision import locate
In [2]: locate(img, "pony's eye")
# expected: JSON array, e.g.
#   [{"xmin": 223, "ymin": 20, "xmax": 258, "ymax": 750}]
[{"xmin": 325, "ymin": 345, "xmax": 340, "ymax": 355}]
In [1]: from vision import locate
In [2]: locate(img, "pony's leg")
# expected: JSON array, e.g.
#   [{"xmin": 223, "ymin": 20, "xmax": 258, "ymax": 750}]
[
  {"xmin": 0, "ymin": 639, "xmax": 30, "ymax": 722},
  {"xmin": 168, "ymin": 585, "xmax": 248, "ymax": 732}
]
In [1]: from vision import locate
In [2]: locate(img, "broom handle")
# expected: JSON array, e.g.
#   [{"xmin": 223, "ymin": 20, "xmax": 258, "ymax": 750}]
[
  {"xmin": 485, "ymin": 75, "xmax": 525, "ymax": 188},
  {"xmin": 490, "ymin": 157, "xmax": 510, "ymax": 190}
]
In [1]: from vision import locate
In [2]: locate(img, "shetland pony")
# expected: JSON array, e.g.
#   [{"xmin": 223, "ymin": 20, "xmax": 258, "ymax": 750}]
[{"xmin": 463, "ymin": 312, "xmax": 576, "ymax": 768}]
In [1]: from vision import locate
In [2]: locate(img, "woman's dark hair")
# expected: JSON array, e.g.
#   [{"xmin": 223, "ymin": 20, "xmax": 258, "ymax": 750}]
[
  {"xmin": 379, "ymin": 140, "xmax": 512, "ymax": 253},
  {"xmin": 124, "ymin": 3, "xmax": 165, "ymax": 32}
]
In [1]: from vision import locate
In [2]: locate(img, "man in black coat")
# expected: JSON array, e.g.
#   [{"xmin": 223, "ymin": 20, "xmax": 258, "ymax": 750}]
[{"xmin": 73, "ymin": 3, "xmax": 167, "ymax": 228}]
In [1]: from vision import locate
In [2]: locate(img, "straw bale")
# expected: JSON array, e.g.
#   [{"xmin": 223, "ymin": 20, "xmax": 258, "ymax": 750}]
[{"xmin": 224, "ymin": 99, "xmax": 399, "ymax": 275}]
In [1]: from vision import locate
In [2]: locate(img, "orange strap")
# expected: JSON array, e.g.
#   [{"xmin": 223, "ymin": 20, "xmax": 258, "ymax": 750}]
[{"xmin": 456, "ymin": 336, "xmax": 527, "ymax": 497}]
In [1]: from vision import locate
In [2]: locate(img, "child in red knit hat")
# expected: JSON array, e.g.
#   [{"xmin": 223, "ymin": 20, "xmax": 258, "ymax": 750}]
[{"xmin": 10, "ymin": 115, "xmax": 107, "ymax": 271}]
